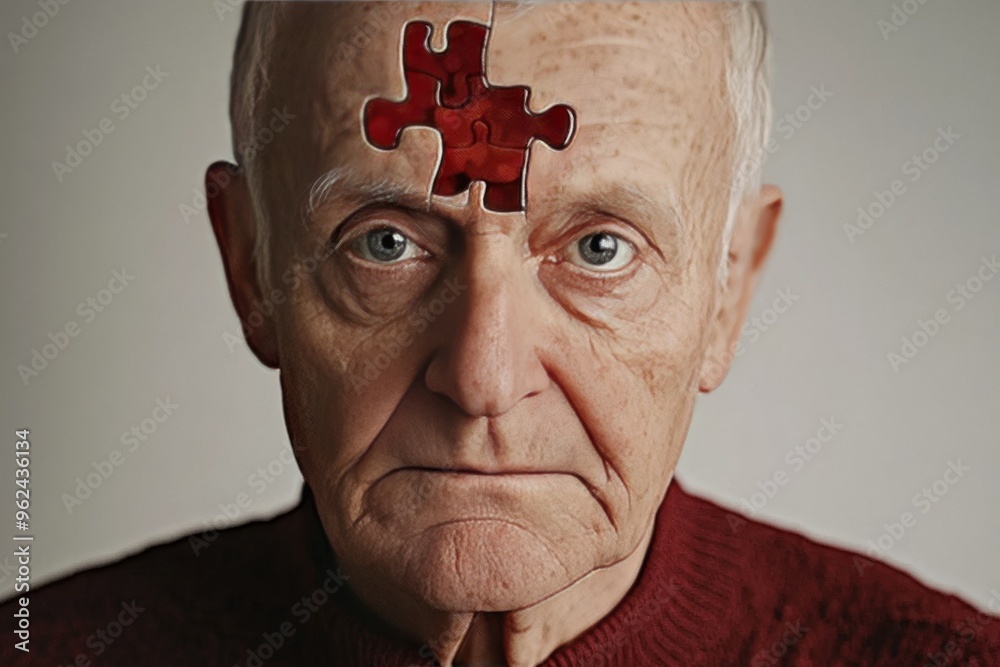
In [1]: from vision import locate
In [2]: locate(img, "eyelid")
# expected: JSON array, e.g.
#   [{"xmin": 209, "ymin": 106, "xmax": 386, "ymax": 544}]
[
  {"xmin": 349, "ymin": 229, "xmax": 427, "ymax": 264},
  {"xmin": 549, "ymin": 219, "xmax": 645, "ymax": 263},
  {"xmin": 577, "ymin": 223, "xmax": 643, "ymax": 250},
  {"xmin": 533, "ymin": 210, "xmax": 647, "ymax": 255},
  {"xmin": 330, "ymin": 207, "xmax": 444, "ymax": 258}
]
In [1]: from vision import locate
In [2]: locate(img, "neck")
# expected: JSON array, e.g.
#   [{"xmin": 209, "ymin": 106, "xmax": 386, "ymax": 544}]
[{"xmin": 347, "ymin": 520, "xmax": 656, "ymax": 667}]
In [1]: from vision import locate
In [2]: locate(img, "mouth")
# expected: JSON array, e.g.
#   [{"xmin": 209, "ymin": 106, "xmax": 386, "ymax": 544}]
[
  {"xmin": 394, "ymin": 465, "xmax": 564, "ymax": 477},
  {"xmin": 359, "ymin": 467, "xmax": 617, "ymax": 531}
]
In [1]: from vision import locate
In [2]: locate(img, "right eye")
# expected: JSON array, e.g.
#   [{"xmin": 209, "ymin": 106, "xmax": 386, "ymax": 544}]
[{"xmin": 349, "ymin": 227, "xmax": 425, "ymax": 264}]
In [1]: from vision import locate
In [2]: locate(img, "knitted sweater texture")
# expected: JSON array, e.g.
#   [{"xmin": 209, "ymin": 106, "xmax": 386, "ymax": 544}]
[{"xmin": 3, "ymin": 481, "xmax": 997, "ymax": 666}]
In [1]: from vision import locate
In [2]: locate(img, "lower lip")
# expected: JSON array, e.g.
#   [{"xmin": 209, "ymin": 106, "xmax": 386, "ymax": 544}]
[{"xmin": 367, "ymin": 469, "xmax": 589, "ymax": 526}]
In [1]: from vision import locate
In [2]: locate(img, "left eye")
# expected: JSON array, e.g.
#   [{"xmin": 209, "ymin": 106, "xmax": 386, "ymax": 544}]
[
  {"xmin": 567, "ymin": 232, "xmax": 635, "ymax": 271},
  {"xmin": 350, "ymin": 227, "xmax": 424, "ymax": 264}
]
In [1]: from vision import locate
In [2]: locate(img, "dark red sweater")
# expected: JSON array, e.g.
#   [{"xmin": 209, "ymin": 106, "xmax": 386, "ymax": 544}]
[{"xmin": 3, "ymin": 480, "xmax": 998, "ymax": 666}]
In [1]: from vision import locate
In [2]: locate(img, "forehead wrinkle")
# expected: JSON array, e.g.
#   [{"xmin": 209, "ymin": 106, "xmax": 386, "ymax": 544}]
[
  {"xmin": 581, "ymin": 120, "xmax": 678, "ymax": 130},
  {"xmin": 538, "ymin": 39, "xmax": 672, "ymax": 58}
]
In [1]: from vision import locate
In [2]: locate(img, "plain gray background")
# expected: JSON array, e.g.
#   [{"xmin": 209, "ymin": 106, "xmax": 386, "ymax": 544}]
[{"xmin": 1, "ymin": 0, "xmax": 998, "ymax": 609}]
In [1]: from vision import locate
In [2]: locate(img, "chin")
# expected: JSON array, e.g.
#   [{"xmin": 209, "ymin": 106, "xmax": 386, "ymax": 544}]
[{"xmin": 403, "ymin": 520, "xmax": 579, "ymax": 612}]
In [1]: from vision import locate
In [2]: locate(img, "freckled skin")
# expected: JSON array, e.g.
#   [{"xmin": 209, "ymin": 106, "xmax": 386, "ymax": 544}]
[{"xmin": 209, "ymin": 2, "xmax": 781, "ymax": 665}]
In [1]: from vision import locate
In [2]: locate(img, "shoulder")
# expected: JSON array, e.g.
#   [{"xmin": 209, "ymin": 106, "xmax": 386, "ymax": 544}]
[
  {"xmin": 0, "ymin": 496, "xmax": 316, "ymax": 665},
  {"xmin": 669, "ymin": 481, "xmax": 1000, "ymax": 665}
]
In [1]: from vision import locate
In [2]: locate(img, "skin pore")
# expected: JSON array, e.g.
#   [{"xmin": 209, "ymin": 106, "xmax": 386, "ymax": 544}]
[{"xmin": 208, "ymin": 3, "xmax": 782, "ymax": 665}]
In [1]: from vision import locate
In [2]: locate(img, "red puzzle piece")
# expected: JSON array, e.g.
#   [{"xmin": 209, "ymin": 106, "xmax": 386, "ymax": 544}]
[{"xmin": 362, "ymin": 20, "xmax": 576, "ymax": 213}]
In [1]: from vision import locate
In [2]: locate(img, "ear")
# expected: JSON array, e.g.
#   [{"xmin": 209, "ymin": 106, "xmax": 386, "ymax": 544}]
[
  {"xmin": 206, "ymin": 161, "xmax": 280, "ymax": 369},
  {"xmin": 699, "ymin": 184, "xmax": 782, "ymax": 393}
]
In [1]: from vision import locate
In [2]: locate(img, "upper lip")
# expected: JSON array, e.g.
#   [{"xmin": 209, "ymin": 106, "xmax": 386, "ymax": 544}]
[{"xmin": 387, "ymin": 417, "xmax": 564, "ymax": 476}]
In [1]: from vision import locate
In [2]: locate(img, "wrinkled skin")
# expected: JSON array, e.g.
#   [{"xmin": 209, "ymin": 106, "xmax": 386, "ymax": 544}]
[{"xmin": 208, "ymin": 2, "xmax": 781, "ymax": 665}]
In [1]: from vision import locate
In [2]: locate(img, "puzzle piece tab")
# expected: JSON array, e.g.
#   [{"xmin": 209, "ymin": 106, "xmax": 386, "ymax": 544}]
[{"xmin": 362, "ymin": 20, "xmax": 576, "ymax": 213}]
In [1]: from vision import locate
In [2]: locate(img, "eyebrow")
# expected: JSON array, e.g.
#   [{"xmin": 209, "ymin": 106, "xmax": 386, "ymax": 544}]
[
  {"xmin": 542, "ymin": 181, "xmax": 686, "ymax": 263},
  {"xmin": 306, "ymin": 169, "xmax": 684, "ymax": 223},
  {"xmin": 589, "ymin": 181, "xmax": 685, "ymax": 234},
  {"xmin": 301, "ymin": 168, "xmax": 686, "ymax": 262},
  {"xmin": 301, "ymin": 167, "xmax": 429, "ymax": 226}
]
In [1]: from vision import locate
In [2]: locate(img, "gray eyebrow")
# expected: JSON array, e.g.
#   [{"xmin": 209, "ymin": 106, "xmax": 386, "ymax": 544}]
[
  {"xmin": 588, "ymin": 181, "xmax": 686, "ymax": 236},
  {"xmin": 300, "ymin": 169, "xmax": 687, "ymax": 262},
  {"xmin": 301, "ymin": 167, "xmax": 429, "ymax": 224},
  {"xmin": 540, "ymin": 180, "xmax": 687, "ymax": 264}
]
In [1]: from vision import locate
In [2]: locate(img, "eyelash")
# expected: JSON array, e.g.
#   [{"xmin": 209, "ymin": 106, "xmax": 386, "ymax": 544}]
[
  {"xmin": 334, "ymin": 215, "xmax": 643, "ymax": 278},
  {"xmin": 335, "ymin": 219, "xmax": 428, "ymax": 261},
  {"xmin": 349, "ymin": 227, "xmax": 424, "ymax": 264}
]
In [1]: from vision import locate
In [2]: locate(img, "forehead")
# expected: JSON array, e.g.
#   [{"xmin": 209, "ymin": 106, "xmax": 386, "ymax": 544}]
[{"xmin": 265, "ymin": 2, "xmax": 735, "ymax": 226}]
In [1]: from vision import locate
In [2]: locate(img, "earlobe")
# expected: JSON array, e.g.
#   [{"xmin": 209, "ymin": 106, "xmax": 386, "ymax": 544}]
[
  {"xmin": 205, "ymin": 161, "xmax": 281, "ymax": 369},
  {"xmin": 698, "ymin": 184, "xmax": 783, "ymax": 393}
]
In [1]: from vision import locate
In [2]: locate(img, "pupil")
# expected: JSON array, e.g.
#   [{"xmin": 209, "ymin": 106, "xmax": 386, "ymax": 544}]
[
  {"xmin": 368, "ymin": 229, "xmax": 406, "ymax": 261},
  {"xmin": 580, "ymin": 233, "xmax": 617, "ymax": 265}
]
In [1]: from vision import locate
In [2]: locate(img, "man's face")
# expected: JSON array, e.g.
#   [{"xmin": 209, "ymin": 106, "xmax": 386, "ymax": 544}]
[{"xmin": 255, "ymin": 2, "xmax": 737, "ymax": 612}]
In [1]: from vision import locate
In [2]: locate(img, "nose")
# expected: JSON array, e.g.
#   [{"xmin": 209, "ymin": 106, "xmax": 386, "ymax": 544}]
[{"xmin": 424, "ymin": 235, "xmax": 550, "ymax": 417}]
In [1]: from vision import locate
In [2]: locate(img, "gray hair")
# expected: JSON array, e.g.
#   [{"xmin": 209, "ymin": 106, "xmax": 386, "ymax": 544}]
[
  {"xmin": 229, "ymin": 1, "xmax": 772, "ymax": 287},
  {"xmin": 230, "ymin": 1, "xmax": 286, "ymax": 287},
  {"xmin": 722, "ymin": 1, "xmax": 772, "ymax": 282}
]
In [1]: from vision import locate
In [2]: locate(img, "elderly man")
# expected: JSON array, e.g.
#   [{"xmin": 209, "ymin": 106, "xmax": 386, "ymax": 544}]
[{"xmin": 5, "ymin": 2, "xmax": 999, "ymax": 666}]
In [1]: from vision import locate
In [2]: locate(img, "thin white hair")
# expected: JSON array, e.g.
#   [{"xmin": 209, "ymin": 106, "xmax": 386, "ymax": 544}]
[
  {"xmin": 229, "ymin": 1, "xmax": 772, "ymax": 287},
  {"xmin": 230, "ymin": 1, "xmax": 286, "ymax": 288},
  {"xmin": 721, "ymin": 0, "xmax": 772, "ymax": 283}
]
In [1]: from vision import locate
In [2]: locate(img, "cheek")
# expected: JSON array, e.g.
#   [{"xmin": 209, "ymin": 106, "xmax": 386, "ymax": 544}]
[
  {"xmin": 544, "ymin": 272, "xmax": 712, "ymax": 499},
  {"xmin": 274, "ymin": 307, "xmax": 354, "ymax": 486},
  {"xmin": 273, "ymin": 270, "xmax": 438, "ymax": 480},
  {"xmin": 538, "ymin": 262, "xmax": 669, "ymax": 328}
]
